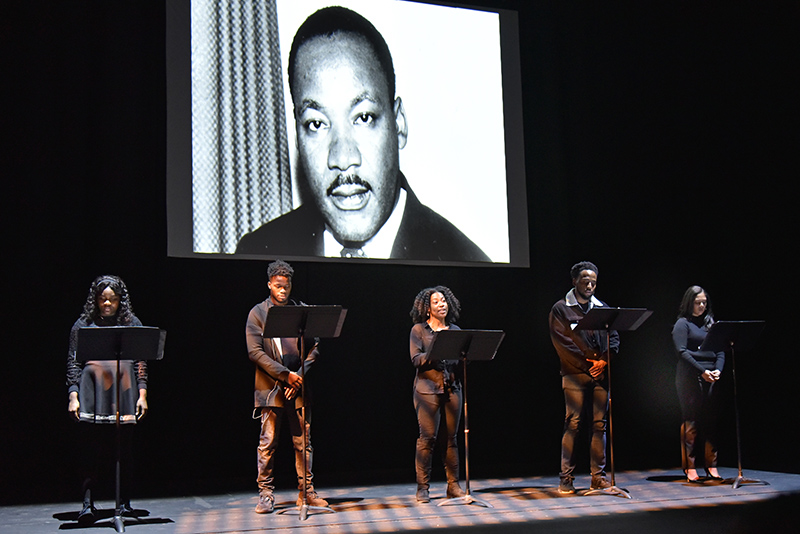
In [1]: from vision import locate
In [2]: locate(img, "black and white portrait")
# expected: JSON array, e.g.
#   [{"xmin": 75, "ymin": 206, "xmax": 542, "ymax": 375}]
[{"xmin": 189, "ymin": 0, "xmax": 510, "ymax": 263}]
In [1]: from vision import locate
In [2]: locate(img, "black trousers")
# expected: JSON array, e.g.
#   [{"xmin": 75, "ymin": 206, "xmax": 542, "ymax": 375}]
[{"xmin": 413, "ymin": 388, "xmax": 462, "ymax": 488}]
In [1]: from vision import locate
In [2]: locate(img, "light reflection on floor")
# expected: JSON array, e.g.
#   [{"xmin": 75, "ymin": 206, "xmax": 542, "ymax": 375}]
[{"xmin": 3, "ymin": 468, "xmax": 797, "ymax": 534}]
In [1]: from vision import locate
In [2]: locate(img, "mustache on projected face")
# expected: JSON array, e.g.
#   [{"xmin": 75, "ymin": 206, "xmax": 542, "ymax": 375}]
[{"xmin": 326, "ymin": 174, "xmax": 372, "ymax": 198}]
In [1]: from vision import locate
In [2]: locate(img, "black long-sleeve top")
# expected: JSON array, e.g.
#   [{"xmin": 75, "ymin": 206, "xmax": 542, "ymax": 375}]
[
  {"xmin": 410, "ymin": 322, "xmax": 462, "ymax": 394},
  {"xmin": 672, "ymin": 316, "xmax": 725, "ymax": 375}
]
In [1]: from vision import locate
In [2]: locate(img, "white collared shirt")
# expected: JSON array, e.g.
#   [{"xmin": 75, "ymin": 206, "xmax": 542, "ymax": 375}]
[
  {"xmin": 565, "ymin": 289, "xmax": 604, "ymax": 331},
  {"xmin": 565, "ymin": 289, "xmax": 604, "ymax": 311},
  {"xmin": 323, "ymin": 188, "xmax": 407, "ymax": 258}
]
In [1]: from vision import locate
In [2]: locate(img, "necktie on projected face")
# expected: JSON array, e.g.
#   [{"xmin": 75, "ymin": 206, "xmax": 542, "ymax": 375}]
[{"xmin": 340, "ymin": 247, "xmax": 367, "ymax": 258}]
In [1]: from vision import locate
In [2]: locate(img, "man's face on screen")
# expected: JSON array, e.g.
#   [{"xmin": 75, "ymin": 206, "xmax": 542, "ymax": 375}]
[{"xmin": 292, "ymin": 33, "xmax": 406, "ymax": 244}]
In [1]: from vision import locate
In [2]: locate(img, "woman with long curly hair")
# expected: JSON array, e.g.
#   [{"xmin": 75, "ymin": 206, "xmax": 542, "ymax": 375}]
[
  {"xmin": 409, "ymin": 285, "xmax": 466, "ymax": 503},
  {"xmin": 672, "ymin": 285, "xmax": 725, "ymax": 482},
  {"xmin": 66, "ymin": 275, "xmax": 148, "ymax": 523}
]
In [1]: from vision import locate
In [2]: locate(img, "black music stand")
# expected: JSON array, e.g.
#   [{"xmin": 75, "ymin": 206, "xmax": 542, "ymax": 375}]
[
  {"xmin": 76, "ymin": 326, "xmax": 166, "ymax": 533},
  {"xmin": 427, "ymin": 329, "xmax": 505, "ymax": 508},
  {"xmin": 576, "ymin": 307, "xmax": 652, "ymax": 499},
  {"xmin": 701, "ymin": 320, "xmax": 766, "ymax": 489},
  {"xmin": 262, "ymin": 305, "xmax": 347, "ymax": 520}
]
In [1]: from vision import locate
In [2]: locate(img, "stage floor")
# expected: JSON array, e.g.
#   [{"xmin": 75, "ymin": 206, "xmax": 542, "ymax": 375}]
[{"xmin": 3, "ymin": 468, "xmax": 798, "ymax": 533}]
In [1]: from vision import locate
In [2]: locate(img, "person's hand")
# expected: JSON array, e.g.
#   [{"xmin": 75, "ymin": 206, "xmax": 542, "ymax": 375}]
[
  {"xmin": 588, "ymin": 359, "xmax": 607, "ymax": 379},
  {"xmin": 286, "ymin": 372, "xmax": 303, "ymax": 389},
  {"xmin": 68, "ymin": 391, "xmax": 80, "ymax": 420},
  {"xmin": 283, "ymin": 372, "xmax": 303, "ymax": 400},
  {"xmin": 136, "ymin": 389, "xmax": 148, "ymax": 419},
  {"xmin": 702, "ymin": 369, "xmax": 720, "ymax": 383}
]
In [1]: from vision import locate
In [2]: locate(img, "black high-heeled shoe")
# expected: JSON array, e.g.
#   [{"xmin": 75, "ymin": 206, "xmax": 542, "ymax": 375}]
[
  {"xmin": 77, "ymin": 488, "xmax": 97, "ymax": 524},
  {"xmin": 77, "ymin": 502, "xmax": 97, "ymax": 524}
]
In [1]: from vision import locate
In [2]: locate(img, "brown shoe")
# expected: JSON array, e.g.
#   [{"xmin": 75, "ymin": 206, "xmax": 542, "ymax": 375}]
[
  {"xmin": 590, "ymin": 474, "xmax": 612, "ymax": 490},
  {"xmin": 298, "ymin": 490, "xmax": 329, "ymax": 507},
  {"xmin": 255, "ymin": 492, "xmax": 274, "ymax": 514},
  {"xmin": 446, "ymin": 482, "xmax": 466, "ymax": 498},
  {"xmin": 558, "ymin": 476, "xmax": 576, "ymax": 494}
]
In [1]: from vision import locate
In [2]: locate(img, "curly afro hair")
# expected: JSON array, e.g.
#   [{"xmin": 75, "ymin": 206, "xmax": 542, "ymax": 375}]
[
  {"xmin": 267, "ymin": 259, "xmax": 294, "ymax": 280},
  {"xmin": 409, "ymin": 285, "xmax": 461, "ymax": 325}
]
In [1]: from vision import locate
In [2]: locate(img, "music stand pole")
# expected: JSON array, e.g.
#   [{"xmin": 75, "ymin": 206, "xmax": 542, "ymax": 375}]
[
  {"xmin": 583, "ymin": 324, "xmax": 630, "ymax": 499},
  {"xmin": 264, "ymin": 305, "xmax": 346, "ymax": 520},
  {"xmin": 115, "ymin": 355, "xmax": 123, "ymax": 532},
  {"xmin": 701, "ymin": 320, "xmax": 768, "ymax": 489},
  {"xmin": 730, "ymin": 341, "xmax": 759, "ymax": 489},
  {"xmin": 605, "ymin": 328, "xmax": 619, "ymax": 490},
  {"xmin": 286, "ymin": 327, "xmax": 331, "ymax": 520},
  {"xmin": 297, "ymin": 333, "xmax": 312, "ymax": 519},
  {"xmin": 426, "ymin": 329, "xmax": 505, "ymax": 508},
  {"xmin": 440, "ymin": 345, "xmax": 485, "ymax": 507},
  {"xmin": 76, "ymin": 326, "xmax": 166, "ymax": 533},
  {"xmin": 578, "ymin": 308, "xmax": 652, "ymax": 499},
  {"xmin": 462, "ymin": 353, "xmax": 472, "ymax": 497}
]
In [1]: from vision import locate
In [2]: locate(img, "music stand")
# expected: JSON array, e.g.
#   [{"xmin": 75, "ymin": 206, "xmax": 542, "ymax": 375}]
[
  {"xmin": 427, "ymin": 329, "xmax": 505, "ymax": 508},
  {"xmin": 262, "ymin": 305, "xmax": 347, "ymax": 520},
  {"xmin": 576, "ymin": 307, "xmax": 652, "ymax": 499},
  {"xmin": 76, "ymin": 326, "xmax": 166, "ymax": 533},
  {"xmin": 701, "ymin": 320, "xmax": 766, "ymax": 489}
]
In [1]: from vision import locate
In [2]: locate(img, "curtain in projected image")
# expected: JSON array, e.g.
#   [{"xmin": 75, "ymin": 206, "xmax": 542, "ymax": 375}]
[{"xmin": 191, "ymin": 0, "xmax": 291, "ymax": 253}]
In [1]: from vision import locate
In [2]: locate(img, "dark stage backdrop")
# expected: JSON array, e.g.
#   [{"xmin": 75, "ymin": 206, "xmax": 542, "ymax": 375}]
[{"xmin": 3, "ymin": 1, "xmax": 796, "ymax": 505}]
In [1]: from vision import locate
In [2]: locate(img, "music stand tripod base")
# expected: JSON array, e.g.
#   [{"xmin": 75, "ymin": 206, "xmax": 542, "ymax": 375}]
[
  {"xmin": 438, "ymin": 494, "xmax": 493, "ymax": 508},
  {"xmin": 584, "ymin": 485, "xmax": 632, "ymax": 499},
  {"xmin": 279, "ymin": 504, "xmax": 335, "ymax": 520},
  {"xmin": 732, "ymin": 476, "xmax": 769, "ymax": 490}
]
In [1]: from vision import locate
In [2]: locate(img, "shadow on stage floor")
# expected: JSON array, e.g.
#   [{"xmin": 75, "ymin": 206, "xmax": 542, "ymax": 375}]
[{"xmin": 2, "ymin": 467, "xmax": 797, "ymax": 533}]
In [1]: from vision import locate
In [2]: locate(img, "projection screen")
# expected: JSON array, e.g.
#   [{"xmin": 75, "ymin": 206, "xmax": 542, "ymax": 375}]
[{"xmin": 167, "ymin": 0, "xmax": 528, "ymax": 266}]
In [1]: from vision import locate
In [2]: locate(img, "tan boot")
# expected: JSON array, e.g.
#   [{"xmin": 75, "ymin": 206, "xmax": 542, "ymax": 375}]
[
  {"xmin": 298, "ymin": 490, "xmax": 329, "ymax": 507},
  {"xmin": 446, "ymin": 482, "xmax": 466, "ymax": 498}
]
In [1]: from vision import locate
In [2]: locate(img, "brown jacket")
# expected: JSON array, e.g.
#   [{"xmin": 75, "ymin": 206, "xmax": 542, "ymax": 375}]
[{"xmin": 245, "ymin": 298, "xmax": 319, "ymax": 409}]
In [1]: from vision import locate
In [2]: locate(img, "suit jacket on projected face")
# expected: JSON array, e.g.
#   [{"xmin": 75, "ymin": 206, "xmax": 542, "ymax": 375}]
[{"xmin": 235, "ymin": 176, "xmax": 490, "ymax": 262}]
